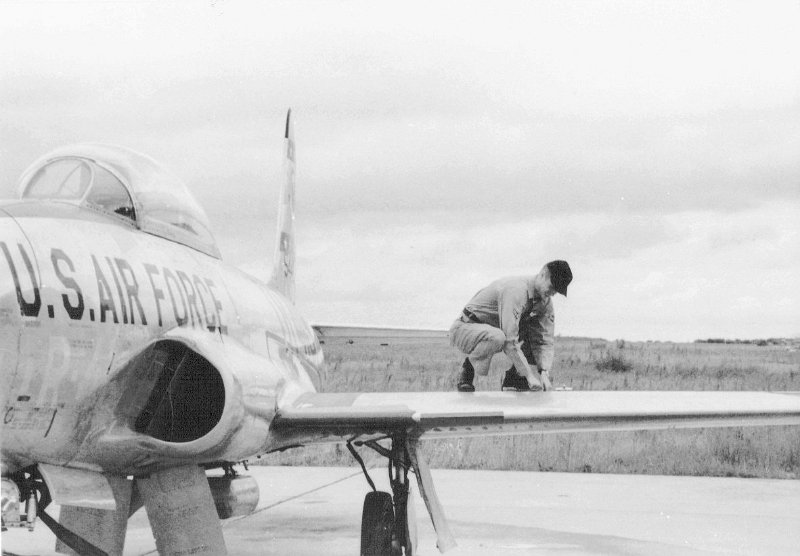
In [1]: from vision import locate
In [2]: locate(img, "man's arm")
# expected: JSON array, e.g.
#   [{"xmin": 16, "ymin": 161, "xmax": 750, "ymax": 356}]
[
  {"xmin": 522, "ymin": 299, "xmax": 555, "ymax": 372},
  {"xmin": 499, "ymin": 286, "xmax": 543, "ymax": 390},
  {"xmin": 502, "ymin": 340, "xmax": 543, "ymax": 390}
]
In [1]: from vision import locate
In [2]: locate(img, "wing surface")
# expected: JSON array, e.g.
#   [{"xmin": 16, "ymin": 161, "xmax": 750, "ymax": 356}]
[{"xmin": 271, "ymin": 391, "xmax": 800, "ymax": 444}]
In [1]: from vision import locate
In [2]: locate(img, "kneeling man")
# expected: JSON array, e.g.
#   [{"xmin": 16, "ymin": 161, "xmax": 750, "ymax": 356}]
[{"xmin": 449, "ymin": 260, "xmax": 572, "ymax": 392}]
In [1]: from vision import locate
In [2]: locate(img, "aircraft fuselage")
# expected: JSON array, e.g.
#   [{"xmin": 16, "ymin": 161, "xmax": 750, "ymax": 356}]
[{"xmin": 1, "ymin": 200, "xmax": 323, "ymax": 475}]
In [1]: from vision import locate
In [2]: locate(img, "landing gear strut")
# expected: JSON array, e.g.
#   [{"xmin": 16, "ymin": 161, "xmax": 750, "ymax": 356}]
[
  {"xmin": 349, "ymin": 433, "xmax": 417, "ymax": 556},
  {"xmin": 387, "ymin": 438, "xmax": 417, "ymax": 556}
]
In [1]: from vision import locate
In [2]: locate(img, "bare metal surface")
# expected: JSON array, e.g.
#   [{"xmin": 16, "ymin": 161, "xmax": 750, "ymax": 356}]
[
  {"xmin": 37, "ymin": 465, "xmax": 116, "ymax": 511},
  {"xmin": 273, "ymin": 390, "xmax": 800, "ymax": 443},
  {"xmin": 55, "ymin": 475, "xmax": 131, "ymax": 555},
  {"xmin": 406, "ymin": 437, "xmax": 457, "ymax": 552},
  {"xmin": 137, "ymin": 466, "xmax": 227, "ymax": 556}
]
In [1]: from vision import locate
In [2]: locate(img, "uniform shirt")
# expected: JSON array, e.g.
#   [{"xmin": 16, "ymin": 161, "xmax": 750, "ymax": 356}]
[
  {"xmin": 464, "ymin": 276, "xmax": 555, "ymax": 371},
  {"xmin": 520, "ymin": 295, "xmax": 555, "ymax": 372}
]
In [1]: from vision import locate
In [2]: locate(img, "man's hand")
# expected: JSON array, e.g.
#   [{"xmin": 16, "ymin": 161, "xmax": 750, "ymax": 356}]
[
  {"xmin": 504, "ymin": 340, "xmax": 543, "ymax": 391},
  {"xmin": 539, "ymin": 370, "xmax": 552, "ymax": 391},
  {"xmin": 525, "ymin": 371, "xmax": 543, "ymax": 392}
]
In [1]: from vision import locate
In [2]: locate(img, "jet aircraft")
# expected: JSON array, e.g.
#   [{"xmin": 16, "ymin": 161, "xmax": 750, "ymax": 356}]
[{"xmin": 2, "ymin": 111, "xmax": 800, "ymax": 556}]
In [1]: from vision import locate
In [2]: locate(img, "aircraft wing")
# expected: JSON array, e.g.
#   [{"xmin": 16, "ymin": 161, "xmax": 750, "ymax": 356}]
[
  {"xmin": 312, "ymin": 324, "xmax": 448, "ymax": 340},
  {"xmin": 271, "ymin": 390, "xmax": 800, "ymax": 444}
]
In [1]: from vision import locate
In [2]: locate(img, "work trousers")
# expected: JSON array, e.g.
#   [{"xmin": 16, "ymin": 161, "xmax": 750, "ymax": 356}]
[
  {"xmin": 449, "ymin": 317, "xmax": 505, "ymax": 376},
  {"xmin": 450, "ymin": 315, "xmax": 544, "ymax": 376}
]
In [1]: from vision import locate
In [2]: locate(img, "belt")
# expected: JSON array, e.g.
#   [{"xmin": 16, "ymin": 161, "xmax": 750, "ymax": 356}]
[{"xmin": 462, "ymin": 308, "xmax": 482, "ymax": 324}]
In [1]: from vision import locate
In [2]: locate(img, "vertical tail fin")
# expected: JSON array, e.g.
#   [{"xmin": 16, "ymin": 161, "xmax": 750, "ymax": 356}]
[{"xmin": 268, "ymin": 109, "xmax": 296, "ymax": 302}]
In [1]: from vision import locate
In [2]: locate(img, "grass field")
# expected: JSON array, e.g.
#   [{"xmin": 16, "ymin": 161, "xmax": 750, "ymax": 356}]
[{"xmin": 258, "ymin": 337, "xmax": 800, "ymax": 478}]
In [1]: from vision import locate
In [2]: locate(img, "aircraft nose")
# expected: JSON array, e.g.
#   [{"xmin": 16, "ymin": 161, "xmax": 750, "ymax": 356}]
[
  {"xmin": 0, "ymin": 207, "xmax": 34, "ymax": 406},
  {"xmin": 1, "ymin": 208, "xmax": 41, "ymax": 318}
]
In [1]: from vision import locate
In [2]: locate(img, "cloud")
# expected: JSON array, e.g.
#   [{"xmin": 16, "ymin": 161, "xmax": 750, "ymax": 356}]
[
  {"xmin": 281, "ymin": 200, "xmax": 800, "ymax": 341},
  {"xmin": 2, "ymin": 1, "xmax": 798, "ymax": 340}
]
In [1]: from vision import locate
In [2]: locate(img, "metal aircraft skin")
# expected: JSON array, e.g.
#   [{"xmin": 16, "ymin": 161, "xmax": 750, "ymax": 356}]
[{"xmin": 2, "ymin": 111, "xmax": 800, "ymax": 555}]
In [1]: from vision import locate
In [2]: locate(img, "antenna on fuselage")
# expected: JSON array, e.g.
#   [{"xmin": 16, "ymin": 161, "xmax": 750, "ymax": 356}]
[{"xmin": 268, "ymin": 109, "xmax": 296, "ymax": 303}]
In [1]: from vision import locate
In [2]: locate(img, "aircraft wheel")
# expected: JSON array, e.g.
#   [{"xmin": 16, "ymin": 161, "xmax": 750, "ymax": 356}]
[{"xmin": 360, "ymin": 491, "xmax": 395, "ymax": 556}]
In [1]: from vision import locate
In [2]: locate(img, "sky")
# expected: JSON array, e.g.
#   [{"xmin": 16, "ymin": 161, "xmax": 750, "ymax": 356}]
[{"xmin": 1, "ymin": 1, "xmax": 798, "ymax": 341}]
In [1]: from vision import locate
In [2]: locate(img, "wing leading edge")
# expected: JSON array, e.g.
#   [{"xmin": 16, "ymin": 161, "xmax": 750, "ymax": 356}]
[{"xmin": 271, "ymin": 390, "xmax": 800, "ymax": 444}]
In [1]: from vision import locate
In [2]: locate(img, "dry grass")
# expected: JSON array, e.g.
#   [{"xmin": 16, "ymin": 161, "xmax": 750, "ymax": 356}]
[{"xmin": 256, "ymin": 337, "xmax": 800, "ymax": 478}]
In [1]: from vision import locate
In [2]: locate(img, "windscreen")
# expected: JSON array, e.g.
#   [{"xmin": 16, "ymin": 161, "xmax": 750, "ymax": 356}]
[
  {"xmin": 23, "ymin": 158, "xmax": 92, "ymax": 200},
  {"xmin": 21, "ymin": 157, "xmax": 136, "ymax": 222}
]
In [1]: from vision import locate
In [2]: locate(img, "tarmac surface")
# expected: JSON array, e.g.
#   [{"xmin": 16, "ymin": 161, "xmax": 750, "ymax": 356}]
[{"xmin": 2, "ymin": 465, "xmax": 799, "ymax": 555}]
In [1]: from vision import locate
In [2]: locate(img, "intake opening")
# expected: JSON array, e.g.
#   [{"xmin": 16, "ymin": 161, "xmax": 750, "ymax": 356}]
[{"xmin": 134, "ymin": 341, "xmax": 225, "ymax": 442}]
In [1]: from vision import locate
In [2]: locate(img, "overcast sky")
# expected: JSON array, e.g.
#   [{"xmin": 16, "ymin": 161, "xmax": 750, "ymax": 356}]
[{"xmin": 1, "ymin": 1, "xmax": 798, "ymax": 341}]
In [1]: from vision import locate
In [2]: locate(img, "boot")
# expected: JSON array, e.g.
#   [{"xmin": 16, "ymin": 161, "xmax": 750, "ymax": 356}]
[
  {"xmin": 501, "ymin": 366, "xmax": 542, "ymax": 392},
  {"xmin": 501, "ymin": 366, "xmax": 528, "ymax": 391},
  {"xmin": 456, "ymin": 358, "xmax": 475, "ymax": 392}
]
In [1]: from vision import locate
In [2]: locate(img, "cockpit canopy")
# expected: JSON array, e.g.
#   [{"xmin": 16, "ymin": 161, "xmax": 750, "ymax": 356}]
[{"xmin": 17, "ymin": 144, "xmax": 221, "ymax": 259}]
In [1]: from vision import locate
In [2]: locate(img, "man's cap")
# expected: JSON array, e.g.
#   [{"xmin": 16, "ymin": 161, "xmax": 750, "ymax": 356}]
[{"xmin": 546, "ymin": 260, "xmax": 573, "ymax": 296}]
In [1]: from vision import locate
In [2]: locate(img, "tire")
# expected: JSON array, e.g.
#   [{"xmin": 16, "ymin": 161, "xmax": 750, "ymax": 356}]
[{"xmin": 361, "ymin": 491, "xmax": 394, "ymax": 556}]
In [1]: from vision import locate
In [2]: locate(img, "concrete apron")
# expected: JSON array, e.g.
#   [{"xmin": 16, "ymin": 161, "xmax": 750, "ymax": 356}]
[{"xmin": 2, "ymin": 466, "xmax": 799, "ymax": 555}]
